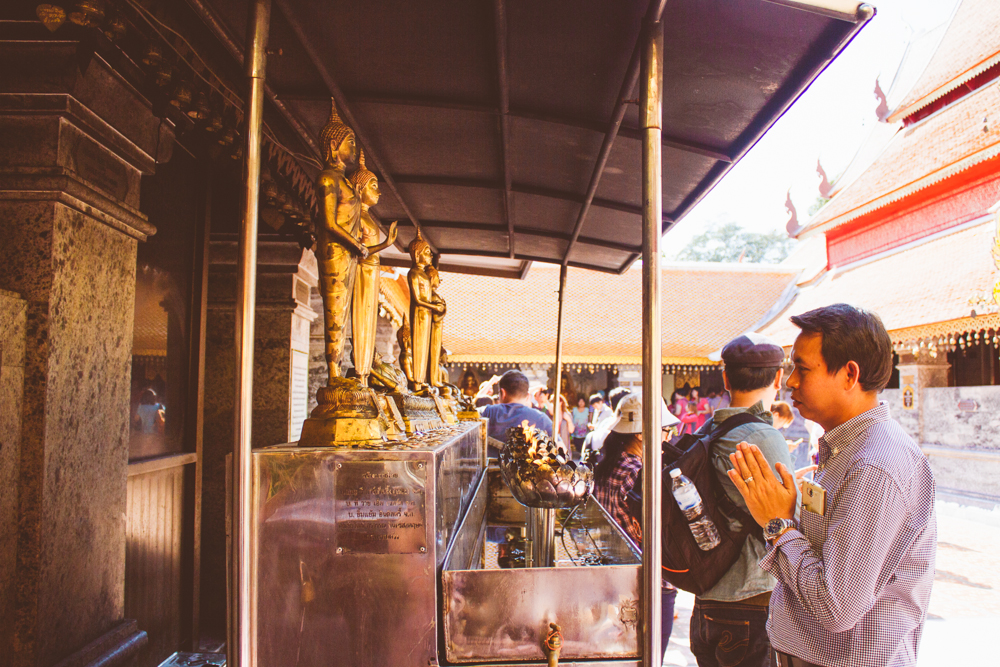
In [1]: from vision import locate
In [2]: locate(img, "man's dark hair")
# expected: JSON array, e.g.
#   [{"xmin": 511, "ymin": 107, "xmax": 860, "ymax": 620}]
[
  {"xmin": 790, "ymin": 303, "xmax": 893, "ymax": 393},
  {"xmin": 498, "ymin": 370, "xmax": 530, "ymax": 399},
  {"xmin": 725, "ymin": 366, "xmax": 782, "ymax": 393},
  {"xmin": 589, "ymin": 393, "xmax": 604, "ymax": 406},
  {"xmin": 608, "ymin": 386, "xmax": 631, "ymax": 411}
]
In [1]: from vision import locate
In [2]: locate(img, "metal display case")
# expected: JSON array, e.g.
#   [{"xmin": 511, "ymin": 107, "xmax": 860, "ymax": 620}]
[
  {"xmin": 249, "ymin": 422, "xmax": 642, "ymax": 667},
  {"xmin": 251, "ymin": 421, "xmax": 483, "ymax": 667},
  {"xmin": 441, "ymin": 469, "xmax": 642, "ymax": 664}
]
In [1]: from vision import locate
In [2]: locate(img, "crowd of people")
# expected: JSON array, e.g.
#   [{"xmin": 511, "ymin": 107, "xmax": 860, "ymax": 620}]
[{"xmin": 475, "ymin": 303, "xmax": 936, "ymax": 667}]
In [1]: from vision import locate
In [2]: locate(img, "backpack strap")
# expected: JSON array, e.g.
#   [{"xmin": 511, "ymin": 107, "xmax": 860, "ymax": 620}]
[
  {"xmin": 662, "ymin": 411, "xmax": 763, "ymax": 461},
  {"xmin": 662, "ymin": 411, "xmax": 765, "ymax": 531},
  {"xmin": 705, "ymin": 413, "xmax": 765, "ymax": 529}
]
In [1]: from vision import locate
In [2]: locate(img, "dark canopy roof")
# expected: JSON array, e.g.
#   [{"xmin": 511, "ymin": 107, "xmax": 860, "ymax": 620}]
[{"xmin": 194, "ymin": 0, "xmax": 872, "ymax": 277}]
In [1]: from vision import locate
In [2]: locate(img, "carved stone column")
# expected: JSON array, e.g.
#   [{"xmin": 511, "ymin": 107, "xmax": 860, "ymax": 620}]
[
  {"xmin": 200, "ymin": 240, "xmax": 317, "ymax": 638},
  {"xmin": 0, "ymin": 43, "xmax": 172, "ymax": 666}
]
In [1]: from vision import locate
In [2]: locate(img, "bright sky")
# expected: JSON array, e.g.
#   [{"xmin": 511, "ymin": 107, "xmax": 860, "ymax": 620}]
[{"xmin": 663, "ymin": 0, "xmax": 962, "ymax": 258}]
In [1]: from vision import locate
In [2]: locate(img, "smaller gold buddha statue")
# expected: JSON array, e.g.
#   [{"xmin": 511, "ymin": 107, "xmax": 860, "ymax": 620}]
[
  {"xmin": 350, "ymin": 149, "xmax": 397, "ymax": 389},
  {"xmin": 427, "ymin": 259, "xmax": 447, "ymax": 391},
  {"xmin": 406, "ymin": 230, "xmax": 445, "ymax": 393}
]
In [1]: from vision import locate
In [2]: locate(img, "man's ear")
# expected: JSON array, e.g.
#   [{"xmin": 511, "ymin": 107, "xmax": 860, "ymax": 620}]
[
  {"xmin": 722, "ymin": 370, "xmax": 731, "ymax": 392},
  {"xmin": 773, "ymin": 367, "xmax": 784, "ymax": 390},
  {"xmin": 842, "ymin": 360, "xmax": 862, "ymax": 392},
  {"xmin": 498, "ymin": 387, "xmax": 508, "ymax": 402}
]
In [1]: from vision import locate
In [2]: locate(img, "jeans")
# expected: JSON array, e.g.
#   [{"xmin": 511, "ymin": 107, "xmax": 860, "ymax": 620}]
[
  {"xmin": 690, "ymin": 597, "xmax": 771, "ymax": 667},
  {"xmin": 662, "ymin": 585, "xmax": 677, "ymax": 655}
]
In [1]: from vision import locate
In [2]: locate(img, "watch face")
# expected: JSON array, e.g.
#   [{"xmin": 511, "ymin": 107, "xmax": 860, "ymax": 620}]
[{"xmin": 765, "ymin": 519, "xmax": 784, "ymax": 537}]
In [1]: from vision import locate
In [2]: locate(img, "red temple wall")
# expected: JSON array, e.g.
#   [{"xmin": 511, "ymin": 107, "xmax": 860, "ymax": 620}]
[{"xmin": 826, "ymin": 159, "xmax": 1000, "ymax": 268}]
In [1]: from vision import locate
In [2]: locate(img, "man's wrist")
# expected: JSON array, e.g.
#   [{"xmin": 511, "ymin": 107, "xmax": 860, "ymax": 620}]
[{"xmin": 763, "ymin": 517, "xmax": 797, "ymax": 543}]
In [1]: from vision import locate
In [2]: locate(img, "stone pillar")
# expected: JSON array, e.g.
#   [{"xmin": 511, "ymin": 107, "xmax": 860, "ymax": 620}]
[
  {"xmin": 0, "ymin": 289, "xmax": 27, "ymax": 655},
  {"xmin": 201, "ymin": 240, "xmax": 317, "ymax": 639},
  {"xmin": 0, "ymin": 43, "xmax": 171, "ymax": 666},
  {"xmin": 895, "ymin": 350, "xmax": 951, "ymax": 443}
]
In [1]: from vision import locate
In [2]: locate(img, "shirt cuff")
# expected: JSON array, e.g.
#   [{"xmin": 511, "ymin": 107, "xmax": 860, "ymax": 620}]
[{"xmin": 759, "ymin": 528, "xmax": 803, "ymax": 572}]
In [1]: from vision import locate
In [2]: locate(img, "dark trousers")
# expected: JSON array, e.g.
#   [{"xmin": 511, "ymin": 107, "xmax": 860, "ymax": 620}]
[
  {"xmin": 690, "ymin": 597, "xmax": 771, "ymax": 667},
  {"xmin": 662, "ymin": 585, "xmax": 677, "ymax": 655}
]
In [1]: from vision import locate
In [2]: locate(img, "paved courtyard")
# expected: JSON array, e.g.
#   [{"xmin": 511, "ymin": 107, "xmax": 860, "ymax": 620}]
[{"xmin": 663, "ymin": 499, "xmax": 998, "ymax": 666}]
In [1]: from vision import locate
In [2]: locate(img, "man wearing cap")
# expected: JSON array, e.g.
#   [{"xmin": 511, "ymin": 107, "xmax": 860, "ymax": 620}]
[{"xmin": 689, "ymin": 333, "xmax": 795, "ymax": 667}]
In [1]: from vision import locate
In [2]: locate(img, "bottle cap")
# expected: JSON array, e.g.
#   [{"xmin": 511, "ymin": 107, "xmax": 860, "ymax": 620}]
[{"xmin": 669, "ymin": 468, "xmax": 681, "ymax": 478}]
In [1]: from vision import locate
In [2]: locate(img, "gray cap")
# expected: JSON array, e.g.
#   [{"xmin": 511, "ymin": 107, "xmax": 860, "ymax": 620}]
[{"xmin": 721, "ymin": 332, "xmax": 785, "ymax": 368}]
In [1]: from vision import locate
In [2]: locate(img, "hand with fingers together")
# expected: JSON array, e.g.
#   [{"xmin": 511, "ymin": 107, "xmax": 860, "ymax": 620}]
[{"xmin": 727, "ymin": 441, "xmax": 797, "ymax": 528}]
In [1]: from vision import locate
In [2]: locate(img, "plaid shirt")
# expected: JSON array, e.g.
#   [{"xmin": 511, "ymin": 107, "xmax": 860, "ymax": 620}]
[
  {"xmin": 760, "ymin": 402, "xmax": 936, "ymax": 667},
  {"xmin": 594, "ymin": 452, "xmax": 643, "ymax": 545}
]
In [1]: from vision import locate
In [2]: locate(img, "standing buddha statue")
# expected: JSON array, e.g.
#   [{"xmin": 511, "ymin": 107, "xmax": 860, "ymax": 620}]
[
  {"xmin": 314, "ymin": 98, "xmax": 366, "ymax": 381},
  {"xmin": 426, "ymin": 258, "xmax": 446, "ymax": 390},
  {"xmin": 406, "ymin": 230, "xmax": 444, "ymax": 392},
  {"xmin": 299, "ymin": 99, "xmax": 383, "ymax": 445},
  {"xmin": 349, "ymin": 149, "xmax": 397, "ymax": 388}
]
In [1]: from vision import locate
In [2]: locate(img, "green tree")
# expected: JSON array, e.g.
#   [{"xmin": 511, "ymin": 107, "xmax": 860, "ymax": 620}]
[{"xmin": 674, "ymin": 222, "xmax": 795, "ymax": 264}]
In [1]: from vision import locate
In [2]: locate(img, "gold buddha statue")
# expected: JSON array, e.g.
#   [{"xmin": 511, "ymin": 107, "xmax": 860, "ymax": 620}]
[
  {"xmin": 395, "ymin": 320, "xmax": 415, "ymax": 388},
  {"xmin": 349, "ymin": 149, "xmax": 397, "ymax": 388},
  {"xmin": 426, "ymin": 260, "xmax": 446, "ymax": 390},
  {"xmin": 407, "ymin": 230, "xmax": 445, "ymax": 393},
  {"xmin": 300, "ymin": 99, "xmax": 383, "ymax": 445}
]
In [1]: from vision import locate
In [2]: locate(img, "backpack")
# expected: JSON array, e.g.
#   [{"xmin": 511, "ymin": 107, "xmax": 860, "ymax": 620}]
[{"xmin": 626, "ymin": 412, "xmax": 763, "ymax": 595}]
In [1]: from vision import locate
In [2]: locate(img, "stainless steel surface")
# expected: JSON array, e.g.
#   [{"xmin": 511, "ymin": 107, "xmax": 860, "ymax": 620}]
[
  {"xmin": 486, "ymin": 466, "xmax": 529, "ymax": 525},
  {"xmin": 232, "ymin": 2, "xmax": 270, "ymax": 665},
  {"xmin": 252, "ymin": 422, "xmax": 482, "ymax": 667},
  {"xmin": 443, "ymin": 482, "xmax": 641, "ymax": 663},
  {"xmin": 442, "ymin": 472, "xmax": 489, "ymax": 572},
  {"xmin": 640, "ymin": 18, "xmax": 663, "ymax": 667},
  {"xmin": 528, "ymin": 508, "xmax": 556, "ymax": 569}
]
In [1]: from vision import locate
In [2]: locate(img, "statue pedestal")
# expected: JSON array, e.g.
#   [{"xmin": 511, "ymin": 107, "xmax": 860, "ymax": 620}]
[
  {"xmin": 389, "ymin": 393, "xmax": 444, "ymax": 434},
  {"xmin": 431, "ymin": 393, "xmax": 458, "ymax": 424},
  {"xmin": 298, "ymin": 381, "xmax": 387, "ymax": 446},
  {"xmin": 299, "ymin": 414, "xmax": 385, "ymax": 445}
]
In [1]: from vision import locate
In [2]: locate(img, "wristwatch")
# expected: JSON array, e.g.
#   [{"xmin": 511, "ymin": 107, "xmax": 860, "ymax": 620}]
[{"xmin": 764, "ymin": 518, "xmax": 796, "ymax": 543}]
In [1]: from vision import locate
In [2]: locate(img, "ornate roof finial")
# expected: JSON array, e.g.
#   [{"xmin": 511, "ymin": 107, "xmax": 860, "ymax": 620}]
[{"xmin": 319, "ymin": 97, "xmax": 354, "ymax": 163}]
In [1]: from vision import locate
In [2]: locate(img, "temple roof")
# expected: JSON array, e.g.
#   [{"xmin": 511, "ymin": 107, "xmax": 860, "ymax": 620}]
[
  {"xmin": 192, "ymin": 0, "xmax": 873, "ymax": 277},
  {"xmin": 802, "ymin": 80, "xmax": 1000, "ymax": 235},
  {"xmin": 760, "ymin": 218, "xmax": 999, "ymax": 346},
  {"xmin": 439, "ymin": 262, "xmax": 799, "ymax": 365},
  {"xmin": 889, "ymin": 0, "xmax": 1000, "ymax": 123}
]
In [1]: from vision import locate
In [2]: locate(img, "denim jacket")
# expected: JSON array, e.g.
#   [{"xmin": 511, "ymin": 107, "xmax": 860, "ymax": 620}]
[{"xmin": 696, "ymin": 401, "xmax": 796, "ymax": 602}]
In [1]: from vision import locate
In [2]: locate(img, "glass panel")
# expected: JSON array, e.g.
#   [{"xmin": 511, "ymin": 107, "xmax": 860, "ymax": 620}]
[{"xmin": 130, "ymin": 158, "xmax": 200, "ymax": 460}]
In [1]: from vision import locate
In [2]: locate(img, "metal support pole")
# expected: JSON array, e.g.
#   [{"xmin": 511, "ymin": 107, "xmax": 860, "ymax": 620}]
[
  {"xmin": 640, "ymin": 19, "xmax": 663, "ymax": 667},
  {"xmin": 231, "ymin": 1, "xmax": 270, "ymax": 665},
  {"xmin": 553, "ymin": 264, "xmax": 568, "ymax": 446},
  {"xmin": 528, "ymin": 507, "xmax": 556, "ymax": 568}
]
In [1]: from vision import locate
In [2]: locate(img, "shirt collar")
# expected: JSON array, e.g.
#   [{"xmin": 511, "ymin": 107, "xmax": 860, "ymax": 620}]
[
  {"xmin": 818, "ymin": 401, "xmax": 890, "ymax": 462},
  {"xmin": 713, "ymin": 400, "xmax": 773, "ymax": 425}
]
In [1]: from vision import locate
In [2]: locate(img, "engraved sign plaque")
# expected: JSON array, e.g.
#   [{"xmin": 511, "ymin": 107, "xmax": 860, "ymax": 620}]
[{"xmin": 335, "ymin": 460, "xmax": 427, "ymax": 554}]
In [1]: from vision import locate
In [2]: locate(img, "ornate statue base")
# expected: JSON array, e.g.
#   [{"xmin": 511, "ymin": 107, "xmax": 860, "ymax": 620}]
[
  {"xmin": 431, "ymin": 393, "xmax": 457, "ymax": 425},
  {"xmin": 389, "ymin": 393, "xmax": 444, "ymax": 434},
  {"xmin": 298, "ymin": 379, "xmax": 387, "ymax": 446}
]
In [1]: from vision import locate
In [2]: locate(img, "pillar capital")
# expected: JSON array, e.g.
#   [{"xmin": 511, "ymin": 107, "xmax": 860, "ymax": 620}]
[{"xmin": 0, "ymin": 42, "xmax": 175, "ymax": 243}]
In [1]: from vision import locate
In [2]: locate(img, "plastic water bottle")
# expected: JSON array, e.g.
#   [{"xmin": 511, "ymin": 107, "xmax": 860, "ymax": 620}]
[{"xmin": 670, "ymin": 468, "xmax": 721, "ymax": 551}]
